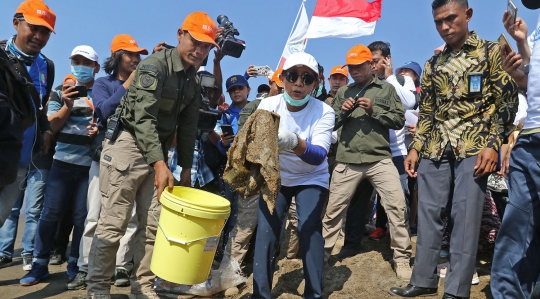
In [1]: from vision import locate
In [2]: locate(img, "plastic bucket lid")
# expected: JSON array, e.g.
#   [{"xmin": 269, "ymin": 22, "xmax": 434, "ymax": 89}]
[{"xmin": 160, "ymin": 186, "xmax": 230, "ymax": 219}]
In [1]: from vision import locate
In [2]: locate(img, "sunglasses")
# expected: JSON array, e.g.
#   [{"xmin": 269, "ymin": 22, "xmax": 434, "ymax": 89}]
[{"xmin": 284, "ymin": 71, "xmax": 317, "ymax": 85}]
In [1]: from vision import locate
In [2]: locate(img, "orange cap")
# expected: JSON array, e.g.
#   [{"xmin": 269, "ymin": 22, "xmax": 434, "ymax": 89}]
[
  {"xmin": 270, "ymin": 68, "xmax": 283, "ymax": 88},
  {"xmin": 344, "ymin": 44, "xmax": 372, "ymax": 66},
  {"xmin": 111, "ymin": 34, "xmax": 148, "ymax": 55},
  {"xmin": 330, "ymin": 65, "xmax": 349, "ymax": 77},
  {"xmin": 63, "ymin": 74, "xmax": 76, "ymax": 85},
  {"xmin": 16, "ymin": 0, "xmax": 56, "ymax": 33},
  {"xmin": 181, "ymin": 12, "xmax": 219, "ymax": 48}
]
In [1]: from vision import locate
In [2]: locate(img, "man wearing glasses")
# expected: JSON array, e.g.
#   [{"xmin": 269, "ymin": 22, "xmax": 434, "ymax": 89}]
[{"xmin": 322, "ymin": 44, "xmax": 413, "ymax": 280}]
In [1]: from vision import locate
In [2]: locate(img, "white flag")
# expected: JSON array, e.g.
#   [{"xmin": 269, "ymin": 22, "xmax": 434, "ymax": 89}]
[{"xmin": 278, "ymin": 2, "xmax": 309, "ymax": 68}]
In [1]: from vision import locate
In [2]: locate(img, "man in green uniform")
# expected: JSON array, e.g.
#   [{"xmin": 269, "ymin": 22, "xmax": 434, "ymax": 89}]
[
  {"xmin": 86, "ymin": 12, "xmax": 218, "ymax": 299},
  {"xmin": 322, "ymin": 44, "xmax": 413, "ymax": 280}
]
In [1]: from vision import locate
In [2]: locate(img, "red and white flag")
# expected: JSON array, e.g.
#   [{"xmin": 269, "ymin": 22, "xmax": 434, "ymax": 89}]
[
  {"xmin": 278, "ymin": 1, "xmax": 310, "ymax": 69},
  {"xmin": 305, "ymin": 0, "xmax": 382, "ymax": 39}
]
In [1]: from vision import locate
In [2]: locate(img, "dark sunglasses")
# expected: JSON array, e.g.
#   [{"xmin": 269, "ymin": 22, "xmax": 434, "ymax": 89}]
[{"xmin": 284, "ymin": 71, "xmax": 316, "ymax": 85}]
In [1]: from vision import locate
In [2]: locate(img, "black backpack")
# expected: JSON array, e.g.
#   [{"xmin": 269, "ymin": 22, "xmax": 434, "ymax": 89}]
[{"xmin": 0, "ymin": 41, "xmax": 54, "ymax": 130}]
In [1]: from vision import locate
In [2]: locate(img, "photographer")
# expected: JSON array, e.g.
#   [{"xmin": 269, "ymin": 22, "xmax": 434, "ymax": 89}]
[
  {"xmin": 67, "ymin": 34, "xmax": 150, "ymax": 290},
  {"xmin": 86, "ymin": 12, "xmax": 217, "ymax": 299}
]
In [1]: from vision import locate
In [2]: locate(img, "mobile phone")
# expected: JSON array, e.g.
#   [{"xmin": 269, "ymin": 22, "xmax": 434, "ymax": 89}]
[
  {"xmin": 508, "ymin": 0, "xmax": 518, "ymax": 25},
  {"xmin": 498, "ymin": 33, "xmax": 514, "ymax": 53},
  {"xmin": 255, "ymin": 65, "xmax": 272, "ymax": 77},
  {"xmin": 74, "ymin": 85, "xmax": 88, "ymax": 97},
  {"xmin": 221, "ymin": 124, "xmax": 234, "ymax": 136}
]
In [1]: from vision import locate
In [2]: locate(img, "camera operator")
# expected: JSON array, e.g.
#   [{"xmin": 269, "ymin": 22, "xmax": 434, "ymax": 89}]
[{"xmin": 86, "ymin": 12, "xmax": 218, "ymax": 299}]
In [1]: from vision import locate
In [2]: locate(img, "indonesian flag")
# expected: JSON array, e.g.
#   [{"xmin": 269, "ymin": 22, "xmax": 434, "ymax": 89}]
[
  {"xmin": 305, "ymin": 0, "xmax": 382, "ymax": 39},
  {"xmin": 278, "ymin": 2, "xmax": 310, "ymax": 69}
]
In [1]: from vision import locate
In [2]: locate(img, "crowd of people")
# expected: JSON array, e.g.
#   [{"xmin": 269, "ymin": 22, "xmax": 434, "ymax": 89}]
[{"xmin": 0, "ymin": 0, "xmax": 539, "ymax": 298}]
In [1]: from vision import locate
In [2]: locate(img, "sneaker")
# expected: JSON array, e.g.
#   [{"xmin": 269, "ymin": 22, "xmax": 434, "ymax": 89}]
[
  {"xmin": 369, "ymin": 227, "xmax": 387, "ymax": 241},
  {"xmin": 22, "ymin": 254, "xmax": 33, "ymax": 271},
  {"xmin": 395, "ymin": 261, "xmax": 412, "ymax": 281},
  {"xmin": 66, "ymin": 271, "xmax": 87, "ymax": 290},
  {"xmin": 0, "ymin": 256, "xmax": 13, "ymax": 269},
  {"xmin": 49, "ymin": 252, "xmax": 66, "ymax": 265},
  {"xmin": 20, "ymin": 262, "xmax": 49, "ymax": 286},
  {"xmin": 67, "ymin": 260, "xmax": 78, "ymax": 280},
  {"xmin": 114, "ymin": 269, "xmax": 130, "ymax": 287},
  {"xmin": 438, "ymin": 263, "xmax": 479, "ymax": 285}
]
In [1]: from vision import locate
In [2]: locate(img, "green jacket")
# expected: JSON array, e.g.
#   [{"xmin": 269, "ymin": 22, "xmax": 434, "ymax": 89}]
[
  {"xmin": 331, "ymin": 76, "xmax": 405, "ymax": 164},
  {"xmin": 118, "ymin": 47, "xmax": 201, "ymax": 167},
  {"xmin": 237, "ymin": 97, "xmax": 263, "ymax": 131}
]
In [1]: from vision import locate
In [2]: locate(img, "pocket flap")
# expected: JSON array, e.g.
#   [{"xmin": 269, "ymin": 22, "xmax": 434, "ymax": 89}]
[{"xmin": 113, "ymin": 160, "xmax": 129, "ymax": 172}]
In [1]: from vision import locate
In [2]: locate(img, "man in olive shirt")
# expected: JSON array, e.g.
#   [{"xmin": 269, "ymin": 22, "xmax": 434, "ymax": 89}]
[
  {"xmin": 322, "ymin": 44, "xmax": 412, "ymax": 280},
  {"xmin": 86, "ymin": 12, "xmax": 217, "ymax": 299}
]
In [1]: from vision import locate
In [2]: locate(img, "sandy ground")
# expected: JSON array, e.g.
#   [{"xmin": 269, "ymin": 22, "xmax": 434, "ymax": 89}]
[{"xmin": 0, "ymin": 218, "xmax": 494, "ymax": 299}]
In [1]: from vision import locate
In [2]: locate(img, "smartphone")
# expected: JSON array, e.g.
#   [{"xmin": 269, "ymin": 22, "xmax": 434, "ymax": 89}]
[
  {"xmin": 498, "ymin": 33, "xmax": 515, "ymax": 53},
  {"xmin": 221, "ymin": 124, "xmax": 234, "ymax": 136},
  {"xmin": 508, "ymin": 0, "xmax": 518, "ymax": 25},
  {"xmin": 74, "ymin": 85, "xmax": 88, "ymax": 97},
  {"xmin": 255, "ymin": 65, "xmax": 272, "ymax": 77}
]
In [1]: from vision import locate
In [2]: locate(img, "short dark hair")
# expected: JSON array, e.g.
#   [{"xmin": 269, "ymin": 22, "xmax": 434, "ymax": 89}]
[
  {"xmin": 368, "ymin": 41, "xmax": 391, "ymax": 57},
  {"xmin": 257, "ymin": 84, "xmax": 270, "ymax": 94},
  {"xmin": 102, "ymin": 50, "xmax": 125, "ymax": 76},
  {"xmin": 431, "ymin": 0, "xmax": 468, "ymax": 10}
]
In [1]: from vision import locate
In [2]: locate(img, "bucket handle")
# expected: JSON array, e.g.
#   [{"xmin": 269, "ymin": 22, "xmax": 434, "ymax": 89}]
[{"xmin": 151, "ymin": 204, "xmax": 227, "ymax": 246}]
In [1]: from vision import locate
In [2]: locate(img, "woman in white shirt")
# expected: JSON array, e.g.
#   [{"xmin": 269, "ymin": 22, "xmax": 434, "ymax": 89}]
[{"xmin": 251, "ymin": 52, "xmax": 334, "ymax": 299}]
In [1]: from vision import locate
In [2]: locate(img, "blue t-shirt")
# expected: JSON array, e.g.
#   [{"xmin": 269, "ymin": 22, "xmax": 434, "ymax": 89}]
[
  {"xmin": 18, "ymin": 55, "xmax": 49, "ymax": 167},
  {"xmin": 92, "ymin": 75, "xmax": 126, "ymax": 132}
]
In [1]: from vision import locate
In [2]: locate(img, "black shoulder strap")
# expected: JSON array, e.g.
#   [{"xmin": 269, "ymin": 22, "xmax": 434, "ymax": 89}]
[{"xmin": 41, "ymin": 53, "xmax": 54, "ymax": 101}]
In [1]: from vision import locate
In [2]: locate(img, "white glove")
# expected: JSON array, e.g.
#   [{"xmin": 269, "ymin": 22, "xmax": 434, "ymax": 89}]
[
  {"xmin": 277, "ymin": 131, "xmax": 298, "ymax": 151},
  {"xmin": 331, "ymin": 131, "xmax": 338, "ymax": 144}
]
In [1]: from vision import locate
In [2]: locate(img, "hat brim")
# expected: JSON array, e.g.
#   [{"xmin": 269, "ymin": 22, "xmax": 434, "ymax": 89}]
[
  {"xmin": 330, "ymin": 71, "xmax": 348, "ymax": 77},
  {"xmin": 226, "ymin": 82, "xmax": 249, "ymax": 92},
  {"xmin": 522, "ymin": 0, "xmax": 540, "ymax": 9},
  {"xmin": 189, "ymin": 31, "xmax": 219, "ymax": 49},
  {"xmin": 122, "ymin": 47, "xmax": 149, "ymax": 55},
  {"xmin": 23, "ymin": 15, "xmax": 55, "ymax": 33},
  {"xmin": 69, "ymin": 53, "xmax": 97, "ymax": 62},
  {"xmin": 343, "ymin": 59, "xmax": 370, "ymax": 68}
]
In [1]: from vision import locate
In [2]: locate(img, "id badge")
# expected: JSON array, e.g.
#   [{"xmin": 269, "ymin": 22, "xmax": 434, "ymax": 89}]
[{"xmin": 468, "ymin": 72, "xmax": 483, "ymax": 94}]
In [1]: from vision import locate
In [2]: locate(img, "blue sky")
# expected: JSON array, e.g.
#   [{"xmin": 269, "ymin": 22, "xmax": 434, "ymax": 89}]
[{"xmin": 1, "ymin": 0, "xmax": 539, "ymax": 102}]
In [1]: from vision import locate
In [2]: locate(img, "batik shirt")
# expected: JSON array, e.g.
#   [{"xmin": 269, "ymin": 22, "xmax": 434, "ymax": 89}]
[{"xmin": 409, "ymin": 31, "xmax": 518, "ymax": 161}]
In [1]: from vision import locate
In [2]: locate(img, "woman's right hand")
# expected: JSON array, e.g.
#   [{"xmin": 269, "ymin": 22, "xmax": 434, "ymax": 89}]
[
  {"xmin": 221, "ymin": 134, "xmax": 235, "ymax": 147},
  {"xmin": 122, "ymin": 71, "xmax": 137, "ymax": 90}
]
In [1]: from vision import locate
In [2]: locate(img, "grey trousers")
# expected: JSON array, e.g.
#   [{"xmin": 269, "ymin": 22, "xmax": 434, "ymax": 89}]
[{"xmin": 410, "ymin": 147, "xmax": 486, "ymax": 298}]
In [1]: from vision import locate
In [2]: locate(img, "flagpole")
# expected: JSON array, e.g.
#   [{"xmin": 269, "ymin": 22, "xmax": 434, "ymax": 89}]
[{"xmin": 277, "ymin": 0, "xmax": 306, "ymax": 69}]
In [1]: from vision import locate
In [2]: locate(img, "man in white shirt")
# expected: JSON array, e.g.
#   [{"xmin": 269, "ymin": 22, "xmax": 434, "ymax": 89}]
[{"xmin": 491, "ymin": 1, "xmax": 540, "ymax": 298}]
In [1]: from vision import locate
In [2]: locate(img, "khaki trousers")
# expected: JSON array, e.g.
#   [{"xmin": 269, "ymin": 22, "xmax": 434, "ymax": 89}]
[
  {"xmin": 227, "ymin": 194, "xmax": 259, "ymax": 264},
  {"xmin": 87, "ymin": 131, "xmax": 161, "ymax": 296},
  {"xmin": 322, "ymin": 159, "xmax": 412, "ymax": 262}
]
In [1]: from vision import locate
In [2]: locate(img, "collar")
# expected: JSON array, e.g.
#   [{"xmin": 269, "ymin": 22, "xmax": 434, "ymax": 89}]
[
  {"xmin": 352, "ymin": 75, "xmax": 383, "ymax": 88},
  {"xmin": 441, "ymin": 30, "xmax": 479, "ymax": 54},
  {"xmin": 171, "ymin": 47, "xmax": 196, "ymax": 77}
]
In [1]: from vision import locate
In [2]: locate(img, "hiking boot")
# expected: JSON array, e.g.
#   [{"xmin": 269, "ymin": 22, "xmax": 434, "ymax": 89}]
[
  {"xmin": 67, "ymin": 260, "xmax": 78, "ymax": 280},
  {"xmin": 0, "ymin": 256, "xmax": 13, "ymax": 269},
  {"xmin": 22, "ymin": 254, "xmax": 33, "ymax": 271},
  {"xmin": 369, "ymin": 227, "xmax": 387, "ymax": 241},
  {"xmin": 49, "ymin": 252, "xmax": 66, "ymax": 265},
  {"xmin": 66, "ymin": 271, "xmax": 87, "ymax": 290},
  {"xmin": 20, "ymin": 262, "xmax": 49, "ymax": 286},
  {"xmin": 335, "ymin": 247, "xmax": 362, "ymax": 260},
  {"xmin": 395, "ymin": 261, "xmax": 412, "ymax": 281},
  {"xmin": 114, "ymin": 269, "xmax": 130, "ymax": 287}
]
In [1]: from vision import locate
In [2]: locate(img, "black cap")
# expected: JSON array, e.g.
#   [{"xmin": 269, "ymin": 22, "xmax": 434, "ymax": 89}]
[{"xmin": 522, "ymin": 0, "xmax": 540, "ymax": 9}]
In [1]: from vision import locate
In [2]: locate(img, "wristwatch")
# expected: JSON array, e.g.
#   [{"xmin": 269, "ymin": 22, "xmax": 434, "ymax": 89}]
[
  {"xmin": 43, "ymin": 130, "xmax": 53, "ymax": 136},
  {"xmin": 524, "ymin": 64, "xmax": 530, "ymax": 75}
]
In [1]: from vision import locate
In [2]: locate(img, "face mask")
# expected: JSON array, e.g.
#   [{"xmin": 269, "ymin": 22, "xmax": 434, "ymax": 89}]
[
  {"xmin": 315, "ymin": 83, "xmax": 324, "ymax": 97},
  {"xmin": 284, "ymin": 91, "xmax": 310, "ymax": 107},
  {"xmin": 71, "ymin": 65, "xmax": 95, "ymax": 83}
]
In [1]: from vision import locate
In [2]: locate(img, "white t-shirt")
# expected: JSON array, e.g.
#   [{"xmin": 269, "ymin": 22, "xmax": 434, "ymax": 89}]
[
  {"xmin": 514, "ymin": 93, "xmax": 528, "ymax": 126},
  {"xmin": 257, "ymin": 95, "xmax": 335, "ymax": 189},
  {"xmin": 385, "ymin": 75, "xmax": 417, "ymax": 156},
  {"xmin": 524, "ymin": 13, "xmax": 540, "ymax": 130}
]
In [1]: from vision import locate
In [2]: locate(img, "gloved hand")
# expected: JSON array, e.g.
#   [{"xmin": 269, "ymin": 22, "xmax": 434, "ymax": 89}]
[{"xmin": 278, "ymin": 131, "xmax": 298, "ymax": 152}]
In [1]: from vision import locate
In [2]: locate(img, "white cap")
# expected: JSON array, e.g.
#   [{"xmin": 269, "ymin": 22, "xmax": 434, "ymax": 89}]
[
  {"xmin": 69, "ymin": 45, "xmax": 98, "ymax": 62},
  {"xmin": 283, "ymin": 52, "xmax": 319, "ymax": 75}
]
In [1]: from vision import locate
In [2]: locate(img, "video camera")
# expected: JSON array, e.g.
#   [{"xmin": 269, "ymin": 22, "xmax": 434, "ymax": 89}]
[
  {"xmin": 198, "ymin": 71, "xmax": 222, "ymax": 131},
  {"xmin": 216, "ymin": 15, "xmax": 245, "ymax": 58}
]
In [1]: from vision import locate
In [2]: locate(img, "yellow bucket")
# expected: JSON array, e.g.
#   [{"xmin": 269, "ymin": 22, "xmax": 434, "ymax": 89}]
[{"xmin": 151, "ymin": 186, "xmax": 230, "ymax": 285}]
